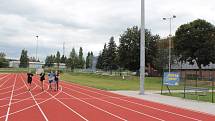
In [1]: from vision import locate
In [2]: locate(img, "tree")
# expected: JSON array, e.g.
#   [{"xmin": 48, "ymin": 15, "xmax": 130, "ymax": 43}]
[
  {"xmin": 118, "ymin": 26, "xmax": 159, "ymax": 71},
  {"xmin": 19, "ymin": 49, "xmax": 29, "ymax": 68},
  {"xmin": 96, "ymin": 52, "xmax": 103, "ymax": 69},
  {"xmin": 68, "ymin": 48, "xmax": 78, "ymax": 71},
  {"xmin": 0, "ymin": 52, "xmax": 9, "ymax": 68},
  {"xmin": 154, "ymin": 39, "xmax": 169, "ymax": 75},
  {"xmin": 77, "ymin": 47, "xmax": 85, "ymax": 69},
  {"xmin": 45, "ymin": 55, "xmax": 55, "ymax": 67},
  {"xmin": 89, "ymin": 52, "xmax": 94, "ymax": 68},
  {"xmin": 60, "ymin": 55, "xmax": 67, "ymax": 63},
  {"xmin": 174, "ymin": 19, "xmax": 215, "ymax": 76},
  {"xmin": 101, "ymin": 43, "xmax": 109, "ymax": 70},
  {"xmin": 56, "ymin": 51, "xmax": 61, "ymax": 69},
  {"xmin": 29, "ymin": 57, "xmax": 37, "ymax": 62},
  {"xmin": 106, "ymin": 36, "xmax": 118, "ymax": 74},
  {"xmin": 86, "ymin": 52, "xmax": 91, "ymax": 69}
]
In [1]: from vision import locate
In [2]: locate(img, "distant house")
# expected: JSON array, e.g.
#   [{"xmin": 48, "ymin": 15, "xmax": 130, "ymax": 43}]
[
  {"xmin": 29, "ymin": 62, "xmax": 45, "ymax": 68},
  {"xmin": 53, "ymin": 63, "xmax": 66, "ymax": 69},
  {"xmin": 9, "ymin": 60, "xmax": 20, "ymax": 68}
]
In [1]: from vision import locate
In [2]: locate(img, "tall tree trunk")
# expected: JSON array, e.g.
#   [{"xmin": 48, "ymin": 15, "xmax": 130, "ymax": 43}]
[{"xmin": 197, "ymin": 62, "xmax": 202, "ymax": 79}]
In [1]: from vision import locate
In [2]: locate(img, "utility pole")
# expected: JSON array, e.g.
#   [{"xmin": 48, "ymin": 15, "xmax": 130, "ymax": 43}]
[
  {"xmin": 163, "ymin": 15, "xmax": 176, "ymax": 73},
  {"xmin": 140, "ymin": 0, "xmax": 145, "ymax": 95},
  {"xmin": 36, "ymin": 35, "xmax": 39, "ymax": 61}
]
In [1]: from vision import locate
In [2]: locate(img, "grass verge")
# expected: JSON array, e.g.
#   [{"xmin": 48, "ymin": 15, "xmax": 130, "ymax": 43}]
[{"xmin": 61, "ymin": 72, "xmax": 162, "ymax": 91}]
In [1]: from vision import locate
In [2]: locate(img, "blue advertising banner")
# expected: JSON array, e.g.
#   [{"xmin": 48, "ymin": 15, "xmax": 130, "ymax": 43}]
[{"xmin": 163, "ymin": 72, "xmax": 180, "ymax": 86}]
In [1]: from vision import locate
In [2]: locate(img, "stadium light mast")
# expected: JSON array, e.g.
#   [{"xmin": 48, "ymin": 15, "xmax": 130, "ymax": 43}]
[
  {"xmin": 163, "ymin": 15, "xmax": 176, "ymax": 73},
  {"xmin": 140, "ymin": 0, "xmax": 145, "ymax": 95},
  {"xmin": 36, "ymin": 35, "xmax": 39, "ymax": 61}
]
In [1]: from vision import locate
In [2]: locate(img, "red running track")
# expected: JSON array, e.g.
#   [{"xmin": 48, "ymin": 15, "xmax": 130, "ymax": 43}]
[{"xmin": 0, "ymin": 73, "xmax": 215, "ymax": 121}]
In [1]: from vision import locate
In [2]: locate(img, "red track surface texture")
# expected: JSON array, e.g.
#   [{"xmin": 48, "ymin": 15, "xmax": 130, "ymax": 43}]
[{"xmin": 0, "ymin": 73, "xmax": 215, "ymax": 121}]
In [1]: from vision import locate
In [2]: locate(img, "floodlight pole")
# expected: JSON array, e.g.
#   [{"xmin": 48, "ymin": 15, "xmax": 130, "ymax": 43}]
[
  {"xmin": 163, "ymin": 15, "xmax": 176, "ymax": 73},
  {"xmin": 140, "ymin": 0, "xmax": 145, "ymax": 95},
  {"xmin": 36, "ymin": 35, "xmax": 39, "ymax": 61}
]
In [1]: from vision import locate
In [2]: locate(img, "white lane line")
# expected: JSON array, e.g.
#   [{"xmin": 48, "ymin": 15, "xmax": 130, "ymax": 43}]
[
  {"xmin": 0, "ymin": 74, "xmax": 13, "ymax": 88},
  {"xmin": 62, "ymin": 85, "xmax": 164, "ymax": 121},
  {"xmin": 0, "ymin": 85, "xmax": 13, "ymax": 91},
  {"xmin": 61, "ymin": 91, "xmax": 127, "ymax": 121},
  {"xmin": 0, "ymin": 85, "xmax": 26, "ymax": 95},
  {"xmin": 0, "ymin": 85, "xmax": 39, "ymax": 108},
  {"xmin": 20, "ymin": 74, "xmax": 49, "ymax": 121},
  {"xmin": 0, "ymin": 74, "xmax": 10, "ymax": 81},
  {"xmin": 5, "ymin": 74, "xmax": 17, "ymax": 121},
  {"xmin": 0, "ymin": 83, "xmax": 37, "ymax": 101},
  {"xmin": 4, "ymin": 96, "xmax": 131, "ymax": 101},
  {"xmin": 37, "ymin": 77, "xmax": 126, "ymax": 121},
  {"xmin": 0, "ymin": 87, "xmax": 61, "ymax": 119},
  {"xmin": 32, "ymin": 78, "xmax": 89, "ymax": 121},
  {"xmin": 62, "ymin": 82, "xmax": 201, "ymax": 121}
]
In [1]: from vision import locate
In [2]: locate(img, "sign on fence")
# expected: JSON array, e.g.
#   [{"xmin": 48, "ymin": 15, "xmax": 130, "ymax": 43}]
[{"xmin": 163, "ymin": 72, "xmax": 180, "ymax": 86}]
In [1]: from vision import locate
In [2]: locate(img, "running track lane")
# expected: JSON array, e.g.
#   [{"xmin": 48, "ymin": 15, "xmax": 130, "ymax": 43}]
[
  {"xmin": 0, "ymin": 73, "xmax": 215, "ymax": 121},
  {"xmin": 60, "ymin": 80, "xmax": 215, "ymax": 121}
]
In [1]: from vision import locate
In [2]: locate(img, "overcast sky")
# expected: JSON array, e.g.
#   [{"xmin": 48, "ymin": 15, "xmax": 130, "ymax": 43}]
[{"xmin": 1, "ymin": 0, "xmax": 215, "ymax": 61}]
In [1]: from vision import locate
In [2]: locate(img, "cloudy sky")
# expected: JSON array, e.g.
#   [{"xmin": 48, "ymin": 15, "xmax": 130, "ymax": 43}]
[{"xmin": 0, "ymin": 0, "xmax": 215, "ymax": 61}]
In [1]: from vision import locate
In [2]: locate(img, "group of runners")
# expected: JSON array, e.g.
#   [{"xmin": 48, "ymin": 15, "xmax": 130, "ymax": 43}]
[{"xmin": 27, "ymin": 69, "xmax": 60, "ymax": 91}]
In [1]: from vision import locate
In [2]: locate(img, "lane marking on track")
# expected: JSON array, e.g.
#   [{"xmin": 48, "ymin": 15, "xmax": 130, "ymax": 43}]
[
  {"xmin": 0, "ymin": 83, "xmax": 37, "ymax": 101},
  {"xmin": 5, "ymin": 74, "xmax": 17, "ymax": 121},
  {"xmin": 0, "ymin": 74, "xmax": 10, "ymax": 81},
  {"xmin": 62, "ymin": 91, "xmax": 127, "ymax": 121},
  {"xmin": 0, "ymin": 85, "xmax": 13, "ymax": 91},
  {"xmin": 0, "ymin": 74, "xmax": 13, "ymax": 88},
  {"xmin": 0, "ymin": 85, "xmax": 39, "ymax": 108},
  {"xmin": 0, "ymin": 85, "xmax": 26, "ymax": 95},
  {"xmin": 36, "ymin": 77, "xmax": 127, "ymax": 121},
  {"xmin": 0, "ymin": 85, "xmax": 61, "ymax": 119},
  {"xmin": 62, "ymin": 81, "xmax": 201, "ymax": 121},
  {"xmin": 63, "ymin": 86, "xmax": 164, "ymax": 121},
  {"xmin": 20, "ymin": 75, "xmax": 49, "ymax": 121},
  {"xmin": 63, "ymin": 80, "xmax": 215, "ymax": 118},
  {"xmin": 32, "ymin": 77, "xmax": 89, "ymax": 121},
  {"xmin": 1, "ymin": 96, "xmax": 131, "ymax": 101}
]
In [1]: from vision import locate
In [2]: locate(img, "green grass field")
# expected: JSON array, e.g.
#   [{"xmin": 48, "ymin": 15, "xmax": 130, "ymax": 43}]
[{"xmin": 61, "ymin": 72, "xmax": 162, "ymax": 91}]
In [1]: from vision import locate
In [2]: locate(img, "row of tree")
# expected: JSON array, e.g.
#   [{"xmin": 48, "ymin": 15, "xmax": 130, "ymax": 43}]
[
  {"xmin": 96, "ymin": 19, "xmax": 215, "ymax": 76},
  {"xmin": 45, "ymin": 47, "xmax": 94, "ymax": 70},
  {"xmin": 96, "ymin": 26, "xmax": 160, "ymax": 74},
  {"xmin": 0, "ymin": 52, "xmax": 9, "ymax": 68}
]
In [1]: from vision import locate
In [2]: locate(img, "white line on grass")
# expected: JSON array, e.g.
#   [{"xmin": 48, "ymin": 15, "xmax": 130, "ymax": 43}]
[{"xmin": 5, "ymin": 74, "xmax": 17, "ymax": 121}]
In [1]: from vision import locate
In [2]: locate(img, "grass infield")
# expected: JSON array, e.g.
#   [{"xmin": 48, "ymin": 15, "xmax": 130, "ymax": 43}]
[{"xmin": 61, "ymin": 72, "xmax": 162, "ymax": 91}]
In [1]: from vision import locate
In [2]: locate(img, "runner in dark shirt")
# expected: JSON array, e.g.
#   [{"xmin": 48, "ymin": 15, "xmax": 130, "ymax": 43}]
[
  {"xmin": 40, "ymin": 72, "xmax": 45, "ymax": 91},
  {"xmin": 54, "ymin": 71, "xmax": 60, "ymax": 91},
  {"xmin": 27, "ymin": 72, "xmax": 33, "ymax": 91}
]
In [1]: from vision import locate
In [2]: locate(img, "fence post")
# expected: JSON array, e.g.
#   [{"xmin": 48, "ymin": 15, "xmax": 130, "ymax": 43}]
[
  {"xmin": 161, "ymin": 74, "xmax": 164, "ymax": 95},
  {"xmin": 184, "ymin": 76, "xmax": 186, "ymax": 98},
  {"xmin": 212, "ymin": 79, "xmax": 214, "ymax": 103}
]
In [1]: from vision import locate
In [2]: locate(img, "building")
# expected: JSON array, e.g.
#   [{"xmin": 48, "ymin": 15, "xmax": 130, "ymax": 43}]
[
  {"xmin": 9, "ymin": 60, "xmax": 66, "ymax": 69},
  {"xmin": 9, "ymin": 60, "xmax": 20, "ymax": 68}
]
